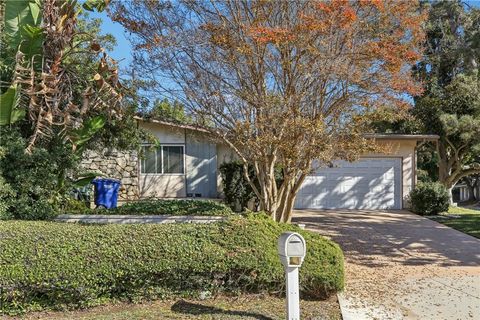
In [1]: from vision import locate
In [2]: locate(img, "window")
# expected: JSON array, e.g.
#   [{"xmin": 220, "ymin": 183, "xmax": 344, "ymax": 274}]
[
  {"xmin": 141, "ymin": 145, "xmax": 184, "ymax": 174},
  {"xmin": 162, "ymin": 146, "xmax": 184, "ymax": 173}
]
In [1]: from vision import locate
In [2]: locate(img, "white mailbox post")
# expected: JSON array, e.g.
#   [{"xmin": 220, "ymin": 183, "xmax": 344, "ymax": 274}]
[{"xmin": 278, "ymin": 232, "xmax": 306, "ymax": 320}]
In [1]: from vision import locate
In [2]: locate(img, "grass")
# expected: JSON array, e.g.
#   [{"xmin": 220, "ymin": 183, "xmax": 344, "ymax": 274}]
[
  {"xmin": 4, "ymin": 295, "xmax": 341, "ymax": 320},
  {"xmin": 429, "ymin": 206, "xmax": 480, "ymax": 239},
  {"xmin": 448, "ymin": 206, "xmax": 480, "ymax": 215}
]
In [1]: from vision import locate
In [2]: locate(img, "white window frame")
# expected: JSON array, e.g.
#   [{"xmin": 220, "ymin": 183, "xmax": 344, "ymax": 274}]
[{"xmin": 140, "ymin": 144, "xmax": 185, "ymax": 176}]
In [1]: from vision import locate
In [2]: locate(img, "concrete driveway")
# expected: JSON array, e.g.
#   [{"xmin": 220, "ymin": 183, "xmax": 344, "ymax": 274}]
[{"xmin": 293, "ymin": 210, "xmax": 480, "ymax": 320}]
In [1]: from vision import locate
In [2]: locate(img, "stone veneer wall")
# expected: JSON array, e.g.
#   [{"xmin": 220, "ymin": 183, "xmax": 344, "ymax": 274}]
[{"xmin": 80, "ymin": 149, "xmax": 140, "ymax": 202}]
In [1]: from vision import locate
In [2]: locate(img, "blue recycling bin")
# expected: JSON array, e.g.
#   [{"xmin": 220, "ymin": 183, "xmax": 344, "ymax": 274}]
[{"xmin": 91, "ymin": 178, "xmax": 121, "ymax": 209}]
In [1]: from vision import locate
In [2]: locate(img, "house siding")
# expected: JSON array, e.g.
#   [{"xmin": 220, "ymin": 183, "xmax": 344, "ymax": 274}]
[
  {"xmin": 140, "ymin": 122, "xmax": 185, "ymax": 144},
  {"xmin": 137, "ymin": 121, "xmax": 218, "ymax": 199},
  {"xmin": 137, "ymin": 122, "xmax": 187, "ymax": 198},
  {"xmin": 139, "ymin": 174, "xmax": 186, "ymax": 198},
  {"xmin": 185, "ymin": 132, "xmax": 217, "ymax": 198}
]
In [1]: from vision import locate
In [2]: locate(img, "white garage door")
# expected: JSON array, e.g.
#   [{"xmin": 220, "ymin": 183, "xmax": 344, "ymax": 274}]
[{"xmin": 294, "ymin": 158, "xmax": 402, "ymax": 210}]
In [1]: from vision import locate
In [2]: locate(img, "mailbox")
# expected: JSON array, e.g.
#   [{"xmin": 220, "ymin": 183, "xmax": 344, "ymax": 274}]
[
  {"xmin": 277, "ymin": 232, "xmax": 306, "ymax": 267},
  {"xmin": 278, "ymin": 231, "xmax": 307, "ymax": 319}
]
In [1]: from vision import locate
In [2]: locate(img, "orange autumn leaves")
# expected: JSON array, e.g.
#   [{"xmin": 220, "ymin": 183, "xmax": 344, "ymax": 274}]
[
  {"xmin": 249, "ymin": 1, "xmax": 359, "ymax": 43},
  {"xmin": 249, "ymin": 27, "xmax": 296, "ymax": 44},
  {"xmin": 246, "ymin": 0, "xmax": 425, "ymax": 97}
]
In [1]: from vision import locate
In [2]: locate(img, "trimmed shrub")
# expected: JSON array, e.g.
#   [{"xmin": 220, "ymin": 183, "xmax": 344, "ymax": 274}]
[
  {"xmin": 70, "ymin": 199, "xmax": 233, "ymax": 216},
  {"xmin": 409, "ymin": 182, "xmax": 450, "ymax": 215},
  {"xmin": 219, "ymin": 161, "xmax": 257, "ymax": 211},
  {"xmin": 0, "ymin": 214, "xmax": 344, "ymax": 315},
  {"xmin": 219, "ymin": 161, "xmax": 284, "ymax": 211}
]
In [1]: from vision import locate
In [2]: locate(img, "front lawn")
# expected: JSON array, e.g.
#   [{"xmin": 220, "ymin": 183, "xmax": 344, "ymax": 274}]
[
  {"xmin": 10, "ymin": 295, "xmax": 341, "ymax": 320},
  {"xmin": 429, "ymin": 206, "xmax": 480, "ymax": 239},
  {"xmin": 0, "ymin": 214, "xmax": 344, "ymax": 315}
]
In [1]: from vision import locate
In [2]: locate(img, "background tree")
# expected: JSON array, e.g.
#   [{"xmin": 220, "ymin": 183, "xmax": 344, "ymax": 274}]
[
  {"xmin": 113, "ymin": 0, "xmax": 425, "ymax": 222},
  {"xmin": 412, "ymin": 0, "xmax": 480, "ymax": 201},
  {"xmin": 144, "ymin": 98, "xmax": 191, "ymax": 124}
]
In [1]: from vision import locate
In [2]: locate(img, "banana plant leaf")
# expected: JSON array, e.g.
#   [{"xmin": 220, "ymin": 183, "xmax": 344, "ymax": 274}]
[
  {"xmin": 19, "ymin": 24, "xmax": 44, "ymax": 61},
  {"xmin": 4, "ymin": 0, "xmax": 42, "ymax": 51},
  {"xmin": 71, "ymin": 115, "xmax": 106, "ymax": 148},
  {"xmin": 72, "ymin": 172, "xmax": 104, "ymax": 188},
  {"xmin": 0, "ymin": 85, "xmax": 25, "ymax": 125}
]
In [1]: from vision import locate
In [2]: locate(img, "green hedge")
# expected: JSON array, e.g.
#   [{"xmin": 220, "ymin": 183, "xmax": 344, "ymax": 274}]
[
  {"xmin": 0, "ymin": 214, "xmax": 344, "ymax": 315},
  {"xmin": 71, "ymin": 199, "xmax": 233, "ymax": 216},
  {"xmin": 409, "ymin": 182, "xmax": 450, "ymax": 215},
  {"xmin": 219, "ymin": 161, "xmax": 257, "ymax": 211}
]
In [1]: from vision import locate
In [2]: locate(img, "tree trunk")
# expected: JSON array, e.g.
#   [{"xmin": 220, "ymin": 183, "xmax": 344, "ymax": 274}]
[
  {"xmin": 475, "ymin": 182, "xmax": 479, "ymax": 202},
  {"xmin": 246, "ymin": 160, "xmax": 282, "ymax": 220},
  {"xmin": 447, "ymin": 185, "xmax": 454, "ymax": 205},
  {"xmin": 437, "ymin": 140, "xmax": 480, "ymax": 204},
  {"xmin": 464, "ymin": 176, "xmax": 479, "ymax": 202},
  {"xmin": 282, "ymin": 192, "xmax": 298, "ymax": 223},
  {"xmin": 248, "ymin": 169, "xmax": 306, "ymax": 223},
  {"xmin": 437, "ymin": 148, "xmax": 453, "ymax": 203},
  {"xmin": 442, "ymin": 176, "xmax": 457, "ymax": 205},
  {"xmin": 274, "ymin": 173, "xmax": 306, "ymax": 223},
  {"xmin": 437, "ymin": 142, "xmax": 450, "ymax": 183}
]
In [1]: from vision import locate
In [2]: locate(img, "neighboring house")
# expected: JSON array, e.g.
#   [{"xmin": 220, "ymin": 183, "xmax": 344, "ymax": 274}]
[
  {"xmin": 453, "ymin": 183, "xmax": 480, "ymax": 203},
  {"xmin": 80, "ymin": 118, "xmax": 439, "ymax": 210}
]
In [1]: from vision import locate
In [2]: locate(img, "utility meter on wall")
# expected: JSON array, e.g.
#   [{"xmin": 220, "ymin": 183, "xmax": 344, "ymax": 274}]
[{"xmin": 277, "ymin": 232, "xmax": 306, "ymax": 320}]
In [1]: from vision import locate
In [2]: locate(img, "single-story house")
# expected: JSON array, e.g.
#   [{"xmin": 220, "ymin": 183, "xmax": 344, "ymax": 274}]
[
  {"xmin": 452, "ymin": 182, "xmax": 480, "ymax": 203},
  {"xmin": 80, "ymin": 118, "xmax": 439, "ymax": 210}
]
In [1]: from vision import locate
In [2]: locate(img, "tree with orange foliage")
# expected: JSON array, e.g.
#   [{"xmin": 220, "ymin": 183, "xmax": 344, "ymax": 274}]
[{"xmin": 113, "ymin": 0, "xmax": 425, "ymax": 222}]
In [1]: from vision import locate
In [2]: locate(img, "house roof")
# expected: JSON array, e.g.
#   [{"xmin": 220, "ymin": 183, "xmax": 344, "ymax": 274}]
[
  {"xmin": 134, "ymin": 116, "xmax": 211, "ymax": 133},
  {"xmin": 363, "ymin": 133, "xmax": 440, "ymax": 141},
  {"xmin": 135, "ymin": 117, "xmax": 441, "ymax": 141}
]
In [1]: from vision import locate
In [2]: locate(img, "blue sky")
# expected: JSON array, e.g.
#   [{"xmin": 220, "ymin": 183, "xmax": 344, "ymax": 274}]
[
  {"xmin": 88, "ymin": 10, "xmax": 133, "ymax": 69},
  {"xmin": 469, "ymin": 0, "xmax": 480, "ymax": 7}
]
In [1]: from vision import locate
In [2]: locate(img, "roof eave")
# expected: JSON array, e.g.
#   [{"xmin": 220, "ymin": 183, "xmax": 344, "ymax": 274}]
[
  {"xmin": 134, "ymin": 118, "xmax": 440, "ymax": 141},
  {"xmin": 134, "ymin": 116, "xmax": 211, "ymax": 133},
  {"xmin": 363, "ymin": 134, "xmax": 440, "ymax": 141}
]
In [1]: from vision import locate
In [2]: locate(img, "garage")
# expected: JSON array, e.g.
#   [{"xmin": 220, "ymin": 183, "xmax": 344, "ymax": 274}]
[{"xmin": 294, "ymin": 158, "xmax": 402, "ymax": 210}]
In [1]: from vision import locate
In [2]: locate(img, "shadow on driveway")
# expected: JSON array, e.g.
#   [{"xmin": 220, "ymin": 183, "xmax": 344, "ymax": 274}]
[{"xmin": 293, "ymin": 209, "xmax": 480, "ymax": 268}]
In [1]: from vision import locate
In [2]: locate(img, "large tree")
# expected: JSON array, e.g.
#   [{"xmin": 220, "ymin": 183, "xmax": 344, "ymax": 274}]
[
  {"xmin": 113, "ymin": 0, "xmax": 425, "ymax": 222},
  {"xmin": 413, "ymin": 0, "xmax": 480, "ymax": 200}
]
